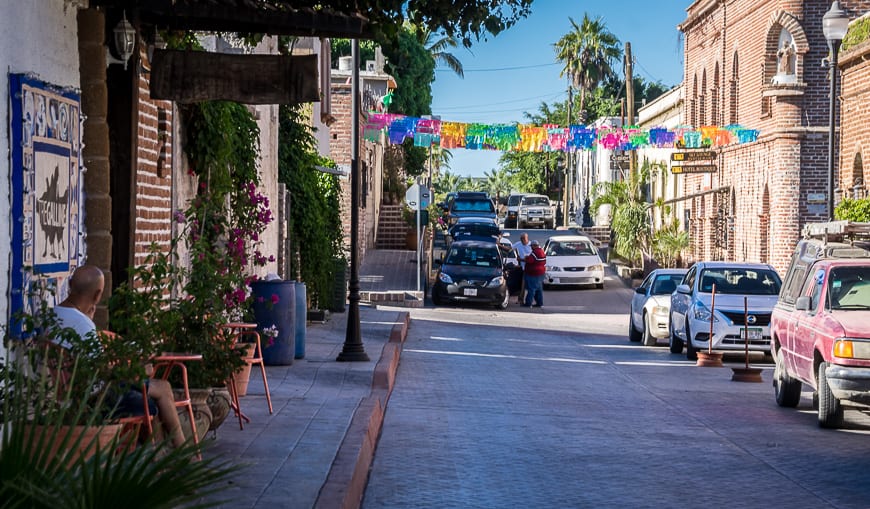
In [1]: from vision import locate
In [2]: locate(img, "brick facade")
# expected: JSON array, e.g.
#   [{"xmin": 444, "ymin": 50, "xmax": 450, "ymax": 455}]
[
  {"xmin": 133, "ymin": 46, "xmax": 174, "ymax": 267},
  {"xmin": 680, "ymin": 0, "xmax": 870, "ymax": 274},
  {"xmin": 838, "ymin": 19, "xmax": 870, "ymax": 199}
]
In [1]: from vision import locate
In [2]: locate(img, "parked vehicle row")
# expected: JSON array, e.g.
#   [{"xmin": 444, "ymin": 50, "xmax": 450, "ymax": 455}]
[{"xmin": 628, "ymin": 221, "xmax": 870, "ymax": 429}]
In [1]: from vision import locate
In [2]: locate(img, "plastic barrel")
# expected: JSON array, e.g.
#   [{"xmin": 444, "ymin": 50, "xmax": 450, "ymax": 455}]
[
  {"xmin": 250, "ymin": 280, "xmax": 295, "ymax": 365},
  {"xmin": 294, "ymin": 282, "xmax": 306, "ymax": 359}
]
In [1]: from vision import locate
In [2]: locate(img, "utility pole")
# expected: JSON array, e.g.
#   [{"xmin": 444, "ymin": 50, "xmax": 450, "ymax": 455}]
[
  {"xmin": 565, "ymin": 72, "xmax": 573, "ymax": 227},
  {"xmin": 625, "ymin": 42, "xmax": 636, "ymax": 179}
]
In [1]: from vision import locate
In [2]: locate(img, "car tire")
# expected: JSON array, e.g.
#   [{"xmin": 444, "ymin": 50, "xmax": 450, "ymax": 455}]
[
  {"xmin": 817, "ymin": 361, "xmax": 844, "ymax": 429},
  {"xmin": 431, "ymin": 288, "xmax": 444, "ymax": 306},
  {"xmin": 642, "ymin": 313, "xmax": 657, "ymax": 347},
  {"xmin": 773, "ymin": 348, "xmax": 801, "ymax": 408},
  {"xmin": 628, "ymin": 316, "xmax": 642, "ymax": 342},
  {"xmin": 545, "ymin": 221, "xmax": 554, "ymax": 229},
  {"xmin": 595, "ymin": 282, "xmax": 604, "ymax": 290},
  {"xmin": 669, "ymin": 317, "xmax": 683, "ymax": 354},
  {"xmin": 685, "ymin": 324, "xmax": 697, "ymax": 361}
]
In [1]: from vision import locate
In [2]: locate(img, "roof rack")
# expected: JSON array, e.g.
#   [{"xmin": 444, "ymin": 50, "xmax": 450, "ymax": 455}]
[{"xmin": 802, "ymin": 221, "xmax": 870, "ymax": 243}]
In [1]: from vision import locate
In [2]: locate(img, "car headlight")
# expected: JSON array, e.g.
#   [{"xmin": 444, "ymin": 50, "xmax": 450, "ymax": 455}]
[
  {"xmin": 652, "ymin": 305, "xmax": 669, "ymax": 316},
  {"xmin": 438, "ymin": 272, "xmax": 454, "ymax": 284},
  {"xmin": 587, "ymin": 264, "xmax": 603, "ymax": 272},
  {"xmin": 486, "ymin": 276, "xmax": 504, "ymax": 288},
  {"xmin": 833, "ymin": 338, "xmax": 870, "ymax": 359},
  {"xmin": 692, "ymin": 302, "xmax": 718, "ymax": 322},
  {"xmin": 547, "ymin": 265, "xmax": 562, "ymax": 272}
]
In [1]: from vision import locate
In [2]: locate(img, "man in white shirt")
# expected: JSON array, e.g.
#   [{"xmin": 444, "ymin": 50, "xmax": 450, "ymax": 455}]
[
  {"xmin": 512, "ymin": 233, "xmax": 532, "ymax": 304},
  {"xmin": 54, "ymin": 265, "xmax": 186, "ymax": 448}
]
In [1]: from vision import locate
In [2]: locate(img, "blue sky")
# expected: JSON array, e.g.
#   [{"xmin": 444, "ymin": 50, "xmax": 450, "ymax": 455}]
[{"xmin": 430, "ymin": 0, "xmax": 689, "ymax": 178}]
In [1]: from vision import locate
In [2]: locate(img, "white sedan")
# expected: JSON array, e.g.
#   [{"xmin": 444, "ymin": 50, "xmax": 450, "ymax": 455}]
[
  {"xmin": 542, "ymin": 235, "xmax": 605, "ymax": 289},
  {"xmin": 629, "ymin": 268, "xmax": 688, "ymax": 346}
]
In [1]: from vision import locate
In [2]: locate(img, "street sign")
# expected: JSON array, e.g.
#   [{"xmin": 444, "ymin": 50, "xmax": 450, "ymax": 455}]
[
  {"xmin": 610, "ymin": 151, "xmax": 630, "ymax": 170},
  {"xmin": 671, "ymin": 165, "xmax": 717, "ymax": 174},
  {"xmin": 404, "ymin": 184, "xmax": 432, "ymax": 210},
  {"xmin": 671, "ymin": 151, "xmax": 717, "ymax": 162}
]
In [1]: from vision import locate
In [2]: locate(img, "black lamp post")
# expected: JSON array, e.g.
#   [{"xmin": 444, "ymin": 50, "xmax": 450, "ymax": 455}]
[
  {"xmin": 823, "ymin": 1, "xmax": 850, "ymax": 220},
  {"xmin": 338, "ymin": 39, "xmax": 369, "ymax": 362}
]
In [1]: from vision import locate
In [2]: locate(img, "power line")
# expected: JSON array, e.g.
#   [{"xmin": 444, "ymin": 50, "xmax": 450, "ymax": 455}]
[
  {"xmin": 436, "ymin": 62, "xmax": 560, "ymax": 73},
  {"xmin": 435, "ymin": 91, "xmax": 566, "ymax": 111}
]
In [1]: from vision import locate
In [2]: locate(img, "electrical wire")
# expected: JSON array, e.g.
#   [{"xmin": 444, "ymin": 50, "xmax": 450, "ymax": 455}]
[
  {"xmin": 435, "ymin": 91, "xmax": 566, "ymax": 112},
  {"xmin": 436, "ymin": 62, "xmax": 560, "ymax": 73}
]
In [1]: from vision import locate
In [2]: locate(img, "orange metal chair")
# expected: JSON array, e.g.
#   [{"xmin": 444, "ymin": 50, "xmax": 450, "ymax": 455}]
[
  {"xmin": 151, "ymin": 352, "xmax": 203, "ymax": 458},
  {"xmin": 223, "ymin": 323, "xmax": 273, "ymax": 430}
]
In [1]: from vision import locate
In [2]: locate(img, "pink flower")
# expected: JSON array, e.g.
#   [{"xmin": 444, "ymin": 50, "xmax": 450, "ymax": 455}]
[{"xmin": 270, "ymin": 293, "xmax": 280, "ymax": 305}]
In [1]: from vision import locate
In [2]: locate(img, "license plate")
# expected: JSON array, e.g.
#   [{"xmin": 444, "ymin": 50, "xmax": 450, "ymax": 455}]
[
  {"xmin": 463, "ymin": 288, "xmax": 478, "ymax": 296},
  {"xmin": 743, "ymin": 327, "xmax": 762, "ymax": 340}
]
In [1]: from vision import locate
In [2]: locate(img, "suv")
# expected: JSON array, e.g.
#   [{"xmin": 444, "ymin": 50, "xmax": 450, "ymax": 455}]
[
  {"xmin": 444, "ymin": 192, "xmax": 496, "ymax": 226},
  {"xmin": 669, "ymin": 261, "xmax": 782, "ymax": 360},
  {"xmin": 517, "ymin": 194, "xmax": 554, "ymax": 229},
  {"xmin": 770, "ymin": 221, "xmax": 870, "ymax": 428},
  {"xmin": 504, "ymin": 193, "xmax": 526, "ymax": 228}
]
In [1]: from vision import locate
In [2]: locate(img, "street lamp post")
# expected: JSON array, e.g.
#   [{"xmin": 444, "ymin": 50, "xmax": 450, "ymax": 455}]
[{"xmin": 823, "ymin": 1, "xmax": 850, "ymax": 221}]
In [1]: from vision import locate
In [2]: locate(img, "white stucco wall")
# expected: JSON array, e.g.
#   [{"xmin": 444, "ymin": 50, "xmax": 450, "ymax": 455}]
[{"xmin": 1, "ymin": 1, "xmax": 82, "ymax": 336}]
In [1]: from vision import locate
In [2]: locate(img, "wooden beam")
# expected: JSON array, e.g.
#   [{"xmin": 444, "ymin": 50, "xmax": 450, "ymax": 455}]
[{"xmin": 150, "ymin": 50, "xmax": 319, "ymax": 104}]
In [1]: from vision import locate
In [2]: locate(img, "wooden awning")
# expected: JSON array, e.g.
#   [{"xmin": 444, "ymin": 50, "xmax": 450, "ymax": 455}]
[
  {"xmin": 150, "ymin": 50, "xmax": 319, "ymax": 104},
  {"xmin": 92, "ymin": 0, "xmax": 371, "ymax": 39}
]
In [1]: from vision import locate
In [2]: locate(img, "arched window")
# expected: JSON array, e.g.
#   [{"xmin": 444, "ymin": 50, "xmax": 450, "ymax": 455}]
[
  {"xmin": 711, "ymin": 62, "xmax": 720, "ymax": 126},
  {"xmin": 691, "ymin": 74, "xmax": 698, "ymax": 127},
  {"xmin": 700, "ymin": 70, "xmax": 708, "ymax": 126},
  {"xmin": 853, "ymin": 152, "xmax": 865, "ymax": 199},
  {"xmin": 730, "ymin": 52, "xmax": 739, "ymax": 124}
]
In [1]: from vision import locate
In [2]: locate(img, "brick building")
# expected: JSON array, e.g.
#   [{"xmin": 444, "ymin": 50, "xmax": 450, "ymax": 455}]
[
  {"xmin": 838, "ymin": 13, "xmax": 870, "ymax": 199},
  {"xmin": 679, "ymin": 0, "xmax": 870, "ymax": 273}
]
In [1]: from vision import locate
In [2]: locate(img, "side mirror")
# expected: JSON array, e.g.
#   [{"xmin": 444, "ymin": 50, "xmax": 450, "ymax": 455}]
[
  {"xmin": 676, "ymin": 284, "xmax": 691, "ymax": 295},
  {"xmin": 795, "ymin": 296, "xmax": 811, "ymax": 311},
  {"xmin": 634, "ymin": 287, "xmax": 647, "ymax": 295}
]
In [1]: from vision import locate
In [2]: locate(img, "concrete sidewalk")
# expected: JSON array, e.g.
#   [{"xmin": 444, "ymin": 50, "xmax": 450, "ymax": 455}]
[{"xmin": 200, "ymin": 249, "xmax": 416, "ymax": 508}]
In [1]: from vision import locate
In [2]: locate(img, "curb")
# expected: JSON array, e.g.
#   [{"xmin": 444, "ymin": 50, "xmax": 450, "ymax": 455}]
[{"xmin": 315, "ymin": 312, "xmax": 411, "ymax": 509}]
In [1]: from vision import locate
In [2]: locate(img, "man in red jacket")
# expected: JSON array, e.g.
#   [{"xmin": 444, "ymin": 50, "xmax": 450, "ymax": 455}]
[{"xmin": 523, "ymin": 239, "xmax": 547, "ymax": 308}]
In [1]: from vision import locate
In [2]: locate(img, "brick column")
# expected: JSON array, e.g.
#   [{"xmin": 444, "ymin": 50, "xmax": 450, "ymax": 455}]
[{"xmin": 78, "ymin": 9, "xmax": 112, "ymax": 328}]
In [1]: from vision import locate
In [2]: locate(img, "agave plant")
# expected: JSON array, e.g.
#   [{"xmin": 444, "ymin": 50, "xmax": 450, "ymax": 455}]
[{"xmin": 0, "ymin": 325, "xmax": 237, "ymax": 508}]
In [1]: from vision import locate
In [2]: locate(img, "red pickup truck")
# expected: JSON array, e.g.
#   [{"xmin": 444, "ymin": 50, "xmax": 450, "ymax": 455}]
[{"xmin": 771, "ymin": 222, "xmax": 870, "ymax": 428}]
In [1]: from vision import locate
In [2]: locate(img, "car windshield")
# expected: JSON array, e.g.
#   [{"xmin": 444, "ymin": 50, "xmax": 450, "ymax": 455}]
[
  {"xmin": 507, "ymin": 195, "xmax": 524, "ymax": 206},
  {"xmin": 698, "ymin": 268, "xmax": 781, "ymax": 295},
  {"xmin": 452, "ymin": 199, "xmax": 495, "ymax": 213},
  {"xmin": 522, "ymin": 196, "xmax": 549, "ymax": 206},
  {"xmin": 829, "ymin": 266, "xmax": 870, "ymax": 310},
  {"xmin": 445, "ymin": 245, "xmax": 501, "ymax": 268},
  {"xmin": 545, "ymin": 240, "xmax": 596, "ymax": 256},
  {"xmin": 651, "ymin": 274, "xmax": 684, "ymax": 295},
  {"xmin": 452, "ymin": 223, "xmax": 499, "ymax": 239}
]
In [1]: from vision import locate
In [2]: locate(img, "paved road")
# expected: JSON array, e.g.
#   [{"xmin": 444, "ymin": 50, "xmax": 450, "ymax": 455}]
[{"xmin": 363, "ymin": 281, "xmax": 870, "ymax": 508}]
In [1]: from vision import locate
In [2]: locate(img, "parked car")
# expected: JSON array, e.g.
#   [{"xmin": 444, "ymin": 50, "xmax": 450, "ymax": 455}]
[
  {"xmin": 629, "ymin": 268, "xmax": 688, "ymax": 346},
  {"xmin": 770, "ymin": 221, "xmax": 870, "ymax": 428},
  {"xmin": 542, "ymin": 235, "xmax": 605, "ymax": 289},
  {"xmin": 503, "ymin": 193, "xmax": 526, "ymax": 229},
  {"xmin": 432, "ymin": 239, "xmax": 510, "ymax": 309},
  {"xmin": 444, "ymin": 193, "xmax": 497, "ymax": 226},
  {"xmin": 669, "ymin": 261, "xmax": 781, "ymax": 360},
  {"xmin": 447, "ymin": 216, "xmax": 501, "ymax": 242},
  {"xmin": 517, "ymin": 194, "xmax": 554, "ymax": 229}
]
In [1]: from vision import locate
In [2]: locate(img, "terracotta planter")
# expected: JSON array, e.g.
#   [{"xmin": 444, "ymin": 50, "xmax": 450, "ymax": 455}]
[
  {"xmin": 174, "ymin": 388, "xmax": 212, "ymax": 442},
  {"xmin": 207, "ymin": 387, "xmax": 233, "ymax": 431},
  {"xmin": 731, "ymin": 366, "xmax": 764, "ymax": 383},
  {"xmin": 23, "ymin": 423, "xmax": 123, "ymax": 466},
  {"xmin": 234, "ymin": 343, "xmax": 256, "ymax": 397}
]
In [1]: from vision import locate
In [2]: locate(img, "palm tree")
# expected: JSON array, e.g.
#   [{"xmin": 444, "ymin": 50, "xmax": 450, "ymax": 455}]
[
  {"xmin": 553, "ymin": 14, "xmax": 621, "ymax": 116},
  {"xmin": 408, "ymin": 23, "xmax": 465, "ymax": 78},
  {"xmin": 591, "ymin": 160, "xmax": 651, "ymax": 266},
  {"xmin": 483, "ymin": 167, "xmax": 511, "ymax": 206}
]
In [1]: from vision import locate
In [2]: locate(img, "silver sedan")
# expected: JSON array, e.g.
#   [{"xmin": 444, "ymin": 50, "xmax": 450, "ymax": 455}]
[{"xmin": 629, "ymin": 268, "xmax": 688, "ymax": 346}]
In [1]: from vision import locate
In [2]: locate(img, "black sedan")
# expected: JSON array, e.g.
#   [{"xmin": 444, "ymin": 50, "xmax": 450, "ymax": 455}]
[{"xmin": 432, "ymin": 240, "xmax": 509, "ymax": 309}]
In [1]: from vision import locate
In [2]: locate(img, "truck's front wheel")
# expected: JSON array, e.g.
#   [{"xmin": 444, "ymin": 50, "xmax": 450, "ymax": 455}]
[
  {"xmin": 774, "ymin": 348, "xmax": 801, "ymax": 407},
  {"xmin": 817, "ymin": 361, "xmax": 844, "ymax": 428}
]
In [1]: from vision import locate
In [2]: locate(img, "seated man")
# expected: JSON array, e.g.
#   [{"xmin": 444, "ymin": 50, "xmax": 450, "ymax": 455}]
[{"xmin": 54, "ymin": 265, "xmax": 186, "ymax": 448}]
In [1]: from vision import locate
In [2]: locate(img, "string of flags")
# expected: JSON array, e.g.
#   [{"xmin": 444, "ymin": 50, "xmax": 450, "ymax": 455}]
[{"xmin": 363, "ymin": 112, "xmax": 760, "ymax": 152}]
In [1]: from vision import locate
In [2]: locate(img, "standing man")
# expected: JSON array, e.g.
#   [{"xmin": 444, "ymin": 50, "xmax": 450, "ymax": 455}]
[
  {"xmin": 523, "ymin": 239, "xmax": 547, "ymax": 308},
  {"xmin": 512, "ymin": 233, "xmax": 532, "ymax": 304}
]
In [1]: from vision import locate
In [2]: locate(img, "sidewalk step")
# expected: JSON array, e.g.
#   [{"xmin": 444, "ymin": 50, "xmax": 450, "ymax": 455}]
[{"xmin": 360, "ymin": 290, "xmax": 424, "ymax": 308}]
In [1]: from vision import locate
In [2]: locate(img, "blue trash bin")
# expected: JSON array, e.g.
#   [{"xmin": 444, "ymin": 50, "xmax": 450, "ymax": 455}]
[
  {"xmin": 250, "ymin": 280, "xmax": 295, "ymax": 366},
  {"xmin": 294, "ymin": 282, "xmax": 307, "ymax": 359}
]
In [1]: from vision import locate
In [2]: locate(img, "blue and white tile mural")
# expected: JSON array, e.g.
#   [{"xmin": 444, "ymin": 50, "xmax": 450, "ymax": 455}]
[{"xmin": 9, "ymin": 74, "xmax": 84, "ymax": 332}]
